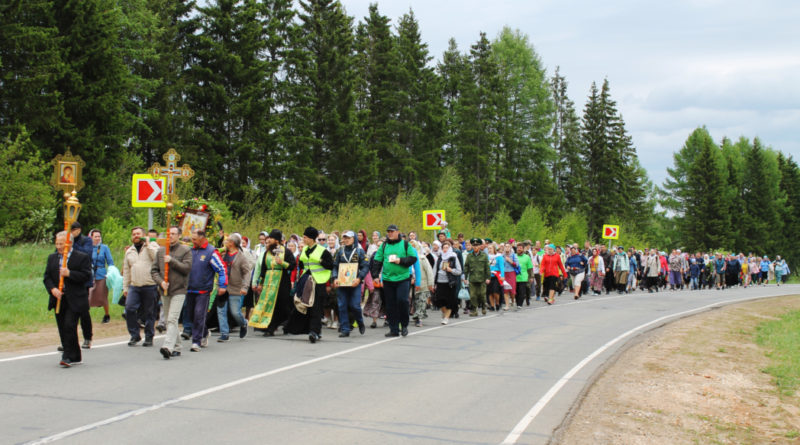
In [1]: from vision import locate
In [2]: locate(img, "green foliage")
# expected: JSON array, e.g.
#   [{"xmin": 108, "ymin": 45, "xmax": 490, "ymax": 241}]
[
  {"xmin": 0, "ymin": 130, "xmax": 56, "ymax": 245},
  {"xmin": 514, "ymin": 205, "xmax": 549, "ymax": 242}
]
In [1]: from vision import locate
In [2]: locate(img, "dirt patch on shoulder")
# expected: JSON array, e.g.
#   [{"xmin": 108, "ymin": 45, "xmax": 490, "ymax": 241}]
[
  {"xmin": 0, "ymin": 318, "xmax": 130, "ymax": 353},
  {"xmin": 558, "ymin": 295, "xmax": 800, "ymax": 444}
]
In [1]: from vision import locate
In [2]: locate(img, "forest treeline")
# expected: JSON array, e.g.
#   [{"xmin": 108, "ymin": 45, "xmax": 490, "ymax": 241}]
[{"xmin": 0, "ymin": 0, "xmax": 797, "ymax": 272}]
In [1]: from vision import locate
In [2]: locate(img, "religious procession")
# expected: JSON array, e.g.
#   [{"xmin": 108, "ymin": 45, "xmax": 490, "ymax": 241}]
[{"xmin": 44, "ymin": 149, "xmax": 792, "ymax": 369}]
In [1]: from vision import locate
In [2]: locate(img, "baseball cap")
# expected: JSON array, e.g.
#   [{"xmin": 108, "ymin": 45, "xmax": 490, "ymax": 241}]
[
  {"xmin": 386, "ymin": 224, "xmax": 399, "ymax": 232},
  {"xmin": 342, "ymin": 230, "xmax": 355, "ymax": 238}
]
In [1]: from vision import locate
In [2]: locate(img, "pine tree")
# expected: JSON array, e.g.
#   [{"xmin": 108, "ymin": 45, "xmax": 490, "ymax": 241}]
[
  {"xmin": 292, "ymin": 0, "xmax": 363, "ymax": 206},
  {"xmin": 353, "ymin": 3, "xmax": 400, "ymax": 201},
  {"xmin": 394, "ymin": 9, "xmax": 445, "ymax": 197},
  {"xmin": 777, "ymin": 154, "xmax": 800, "ymax": 273},
  {"xmin": 491, "ymin": 27, "xmax": 558, "ymax": 220},
  {"xmin": 740, "ymin": 139, "xmax": 784, "ymax": 254},
  {"xmin": 682, "ymin": 130, "xmax": 729, "ymax": 250},
  {"xmin": 550, "ymin": 66, "xmax": 585, "ymax": 215},
  {"xmin": 0, "ymin": 0, "xmax": 64, "ymax": 148}
]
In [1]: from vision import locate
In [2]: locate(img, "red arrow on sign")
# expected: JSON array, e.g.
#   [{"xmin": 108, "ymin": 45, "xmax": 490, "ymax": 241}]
[
  {"xmin": 604, "ymin": 227, "xmax": 617, "ymax": 238},
  {"xmin": 426, "ymin": 213, "xmax": 442, "ymax": 227},
  {"xmin": 138, "ymin": 179, "xmax": 163, "ymax": 202}
]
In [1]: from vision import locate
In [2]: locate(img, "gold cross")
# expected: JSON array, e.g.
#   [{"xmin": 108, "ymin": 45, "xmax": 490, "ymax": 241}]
[{"xmin": 149, "ymin": 149, "xmax": 194, "ymax": 202}]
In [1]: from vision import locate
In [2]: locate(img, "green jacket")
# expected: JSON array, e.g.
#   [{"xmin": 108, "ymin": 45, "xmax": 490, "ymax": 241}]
[
  {"xmin": 464, "ymin": 250, "xmax": 491, "ymax": 283},
  {"xmin": 373, "ymin": 239, "xmax": 418, "ymax": 283}
]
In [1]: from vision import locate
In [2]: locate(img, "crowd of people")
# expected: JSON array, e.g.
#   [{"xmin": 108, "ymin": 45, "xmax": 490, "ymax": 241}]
[{"xmin": 44, "ymin": 222, "xmax": 792, "ymax": 368}]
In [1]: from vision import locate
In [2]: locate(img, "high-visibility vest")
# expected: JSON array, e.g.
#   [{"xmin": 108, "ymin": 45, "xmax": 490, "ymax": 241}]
[{"xmin": 300, "ymin": 244, "xmax": 331, "ymax": 283}]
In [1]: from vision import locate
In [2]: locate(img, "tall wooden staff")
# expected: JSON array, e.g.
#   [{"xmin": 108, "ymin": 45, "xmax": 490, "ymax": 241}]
[
  {"xmin": 150, "ymin": 149, "xmax": 194, "ymax": 285},
  {"xmin": 50, "ymin": 150, "xmax": 85, "ymax": 314}
]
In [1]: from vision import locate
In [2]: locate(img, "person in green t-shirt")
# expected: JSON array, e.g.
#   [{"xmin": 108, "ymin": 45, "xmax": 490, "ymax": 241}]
[
  {"xmin": 372, "ymin": 224, "xmax": 418, "ymax": 337},
  {"xmin": 515, "ymin": 243, "xmax": 533, "ymax": 310}
]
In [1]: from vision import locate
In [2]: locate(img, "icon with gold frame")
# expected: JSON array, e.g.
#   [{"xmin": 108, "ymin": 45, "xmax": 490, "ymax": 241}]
[{"xmin": 50, "ymin": 150, "xmax": 86, "ymax": 193}]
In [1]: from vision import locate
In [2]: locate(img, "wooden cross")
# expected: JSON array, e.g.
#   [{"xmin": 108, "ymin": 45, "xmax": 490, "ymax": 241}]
[{"xmin": 149, "ymin": 148, "xmax": 194, "ymax": 203}]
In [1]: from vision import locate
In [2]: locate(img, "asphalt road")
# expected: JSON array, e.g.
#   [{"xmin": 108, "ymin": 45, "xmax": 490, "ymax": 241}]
[{"xmin": 2, "ymin": 284, "xmax": 798, "ymax": 445}]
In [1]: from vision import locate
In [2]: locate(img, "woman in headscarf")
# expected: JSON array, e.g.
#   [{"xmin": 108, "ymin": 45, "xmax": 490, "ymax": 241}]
[
  {"xmin": 363, "ymin": 236, "xmax": 384, "ymax": 328},
  {"xmin": 486, "ymin": 244, "xmax": 504, "ymax": 311},
  {"xmin": 250, "ymin": 230, "xmax": 296, "ymax": 336},
  {"xmin": 357, "ymin": 230, "xmax": 369, "ymax": 252},
  {"xmin": 433, "ymin": 240, "xmax": 461, "ymax": 324},
  {"xmin": 588, "ymin": 248, "xmax": 605, "ymax": 295}
]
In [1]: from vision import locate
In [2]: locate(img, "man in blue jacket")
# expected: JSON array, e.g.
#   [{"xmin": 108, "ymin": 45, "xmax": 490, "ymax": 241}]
[
  {"xmin": 186, "ymin": 229, "xmax": 228, "ymax": 352},
  {"xmin": 331, "ymin": 231, "xmax": 369, "ymax": 337}
]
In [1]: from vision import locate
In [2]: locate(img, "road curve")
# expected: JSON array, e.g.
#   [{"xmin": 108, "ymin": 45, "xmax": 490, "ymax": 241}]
[{"xmin": 2, "ymin": 285, "xmax": 798, "ymax": 445}]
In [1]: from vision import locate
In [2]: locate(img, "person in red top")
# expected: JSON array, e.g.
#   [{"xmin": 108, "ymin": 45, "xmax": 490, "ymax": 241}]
[{"xmin": 540, "ymin": 244, "xmax": 566, "ymax": 305}]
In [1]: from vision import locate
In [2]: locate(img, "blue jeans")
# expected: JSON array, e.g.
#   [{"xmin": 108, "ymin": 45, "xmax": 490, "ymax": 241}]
[
  {"xmin": 125, "ymin": 285, "xmax": 157, "ymax": 340},
  {"xmin": 337, "ymin": 286, "xmax": 364, "ymax": 333},
  {"xmin": 217, "ymin": 293, "xmax": 247, "ymax": 336},
  {"xmin": 691, "ymin": 276, "xmax": 699, "ymax": 289}
]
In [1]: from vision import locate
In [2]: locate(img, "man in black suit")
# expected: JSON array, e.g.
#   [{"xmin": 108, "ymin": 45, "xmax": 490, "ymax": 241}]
[{"xmin": 44, "ymin": 231, "xmax": 93, "ymax": 368}]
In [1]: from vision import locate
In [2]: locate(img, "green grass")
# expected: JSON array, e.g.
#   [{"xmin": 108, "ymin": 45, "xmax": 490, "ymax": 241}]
[
  {"xmin": 0, "ymin": 244, "xmax": 125, "ymax": 333},
  {"xmin": 755, "ymin": 309, "xmax": 800, "ymax": 396}
]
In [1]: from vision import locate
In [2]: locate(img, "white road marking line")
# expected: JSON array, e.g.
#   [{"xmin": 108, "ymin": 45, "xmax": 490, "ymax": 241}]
[
  {"xmin": 0, "ymin": 293, "xmax": 628, "ymax": 363},
  {"xmin": 24, "ymin": 315, "xmax": 497, "ymax": 444},
  {"xmin": 500, "ymin": 295, "xmax": 762, "ymax": 444},
  {"xmin": 0, "ymin": 336, "xmax": 166, "ymax": 363}
]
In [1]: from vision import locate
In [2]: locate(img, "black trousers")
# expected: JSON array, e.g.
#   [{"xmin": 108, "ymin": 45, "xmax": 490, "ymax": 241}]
[
  {"xmin": 383, "ymin": 279, "xmax": 410, "ymax": 334},
  {"xmin": 56, "ymin": 301, "xmax": 82, "ymax": 362},
  {"xmin": 78, "ymin": 308, "xmax": 92, "ymax": 341},
  {"xmin": 515, "ymin": 282, "xmax": 529, "ymax": 306}
]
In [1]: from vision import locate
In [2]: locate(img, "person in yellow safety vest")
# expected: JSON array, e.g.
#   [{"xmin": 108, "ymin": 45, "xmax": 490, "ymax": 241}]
[{"xmin": 284, "ymin": 226, "xmax": 334, "ymax": 343}]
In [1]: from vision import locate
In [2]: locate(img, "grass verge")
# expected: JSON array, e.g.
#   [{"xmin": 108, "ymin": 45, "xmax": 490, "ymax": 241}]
[{"xmin": 756, "ymin": 309, "xmax": 800, "ymax": 396}]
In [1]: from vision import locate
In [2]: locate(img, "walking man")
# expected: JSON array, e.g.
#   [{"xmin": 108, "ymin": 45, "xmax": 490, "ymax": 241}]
[
  {"xmin": 331, "ymin": 231, "xmax": 369, "ymax": 337},
  {"xmin": 372, "ymin": 224, "xmax": 418, "ymax": 337},
  {"xmin": 186, "ymin": 229, "xmax": 228, "ymax": 352},
  {"xmin": 463, "ymin": 238, "xmax": 491, "ymax": 316},
  {"xmin": 151, "ymin": 226, "xmax": 192, "ymax": 359},
  {"xmin": 122, "ymin": 227, "xmax": 159, "ymax": 346}
]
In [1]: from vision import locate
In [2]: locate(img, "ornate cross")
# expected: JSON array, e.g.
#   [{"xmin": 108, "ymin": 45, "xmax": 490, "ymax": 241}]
[{"xmin": 149, "ymin": 148, "xmax": 194, "ymax": 202}]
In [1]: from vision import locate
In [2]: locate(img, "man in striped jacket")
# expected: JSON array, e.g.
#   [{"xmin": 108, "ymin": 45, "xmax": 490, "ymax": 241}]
[{"xmin": 185, "ymin": 229, "xmax": 228, "ymax": 352}]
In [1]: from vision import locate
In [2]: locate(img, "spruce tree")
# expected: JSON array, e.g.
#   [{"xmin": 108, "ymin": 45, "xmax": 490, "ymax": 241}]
[
  {"xmin": 682, "ymin": 130, "xmax": 729, "ymax": 250},
  {"xmin": 550, "ymin": 66, "xmax": 585, "ymax": 215},
  {"xmin": 491, "ymin": 27, "xmax": 558, "ymax": 220},
  {"xmin": 740, "ymin": 139, "xmax": 784, "ymax": 254},
  {"xmin": 777, "ymin": 154, "xmax": 800, "ymax": 272},
  {"xmin": 394, "ymin": 9, "xmax": 445, "ymax": 197}
]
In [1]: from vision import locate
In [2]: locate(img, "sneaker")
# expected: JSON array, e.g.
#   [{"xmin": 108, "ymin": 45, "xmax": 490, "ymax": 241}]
[
  {"xmin": 180, "ymin": 332, "xmax": 190, "ymax": 340},
  {"xmin": 414, "ymin": 319, "xmax": 421, "ymax": 327},
  {"xmin": 128, "ymin": 337, "xmax": 141, "ymax": 347},
  {"xmin": 200, "ymin": 336, "xmax": 209, "ymax": 348},
  {"xmin": 309, "ymin": 332, "xmax": 319, "ymax": 343},
  {"xmin": 385, "ymin": 332, "xmax": 399, "ymax": 337},
  {"xmin": 217, "ymin": 334, "xmax": 229, "ymax": 342},
  {"xmin": 156, "ymin": 324, "xmax": 166, "ymax": 333},
  {"xmin": 82, "ymin": 339, "xmax": 92, "ymax": 349},
  {"xmin": 469, "ymin": 311, "xmax": 477, "ymax": 317},
  {"xmin": 441, "ymin": 318, "xmax": 448, "ymax": 325},
  {"xmin": 160, "ymin": 347, "xmax": 171, "ymax": 360},
  {"xmin": 321, "ymin": 316, "xmax": 329, "ymax": 324},
  {"xmin": 239, "ymin": 325, "xmax": 248, "ymax": 339},
  {"xmin": 325, "ymin": 318, "xmax": 332, "ymax": 329},
  {"xmin": 481, "ymin": 307, "xmax": 487, "ymax": 315},
  {"xmin": 142, "ymin": 338, "xmax": 153, "ymax": 347},
  {"xmin": 331, "ymin": 321, "xmax": 339, "ymax": 330},
  {"xmin": 170, "ymin": 351, "xmax": 181, "ymax": 357},
  {"xmin": 338, "ymin": 332, "xmax": 350, "ymax": 338},
  {"xmin": 102, "ymin": 314, "xmax": 110, "ymax": 324},
  {"xmin": 190, "ymin": 343, "xmax": 200, "ymax": 352}
]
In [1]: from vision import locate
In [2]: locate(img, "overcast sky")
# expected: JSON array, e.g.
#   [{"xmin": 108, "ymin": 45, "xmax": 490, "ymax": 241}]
[{"xmin": 339, "ymin": 0, "xmax": 800, "ymax": 186}]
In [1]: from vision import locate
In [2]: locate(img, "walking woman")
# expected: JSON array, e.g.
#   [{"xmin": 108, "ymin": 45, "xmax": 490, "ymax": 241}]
[
  {"xmin": 486, "ymin": 244, "xmax": 505, "ymax": 311},
  {"xmin": 88, "ymin": 229, "xmax": 114, "ymax": 324},
  {"xmin": 502, "ymin": 243, "xmax": 518, "ymax": 311},
  {"xmin": 433, "ymin": 240, "xmax": 462, "ymax": 324},
  {"xmin": 588, "ymin": 248, "xmax": 605, "ymax": 295},
  {"xmin": 644, "ymin": 248, "xmax": 661, "ymax": 293}
]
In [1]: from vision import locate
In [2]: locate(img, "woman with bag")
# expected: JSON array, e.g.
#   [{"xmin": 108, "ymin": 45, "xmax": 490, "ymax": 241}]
[
  {"xmin": 588, "ymin": 248, "xmax": 605, "ymax": 296},
  {"xmin": 433, "ymin": 240, "xmax": 462, "ymax": 325},
  {"xmin": 88, "ymin": 229, "xmax": 115, "ymax": 324}
]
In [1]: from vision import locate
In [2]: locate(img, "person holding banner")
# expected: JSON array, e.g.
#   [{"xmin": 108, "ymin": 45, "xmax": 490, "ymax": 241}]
[
  {"xmin": 151, "ymin": 226, "xmax": 192, "ymax": 359},
  {"xmin": 44, "ymin": 231, "xmax": 92, "ymax": 368},
  {"xmin": 331, "ymin": 231, "xmax": 369, "ymax": 337},
  {"xmin": 250, "ymin": 230, "xmax": 296, "ymax": 336}
]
